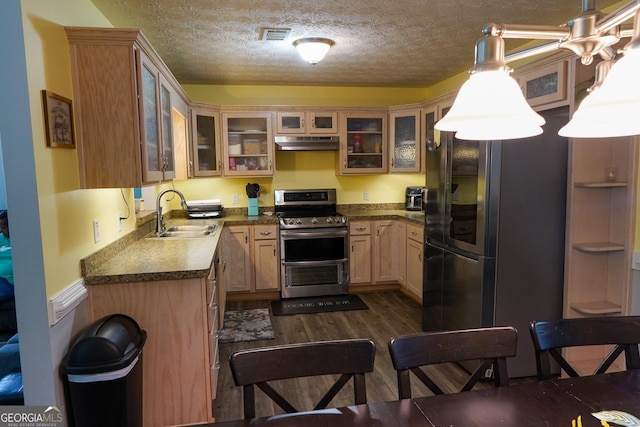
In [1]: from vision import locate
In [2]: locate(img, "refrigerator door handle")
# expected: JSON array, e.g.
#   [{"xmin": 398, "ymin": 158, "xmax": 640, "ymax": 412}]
[{"xmin": 426, "ymin": 237, "xmax": 447, "ymax": 250}]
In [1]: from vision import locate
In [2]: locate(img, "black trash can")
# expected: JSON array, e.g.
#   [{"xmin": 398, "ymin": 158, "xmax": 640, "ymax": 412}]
[{"xmin": 62, "ymin": 314, "xmax": 147, "ymax": 427}]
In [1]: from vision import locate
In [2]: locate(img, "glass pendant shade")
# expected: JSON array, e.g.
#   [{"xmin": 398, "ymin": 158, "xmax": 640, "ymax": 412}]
[
  {"xmin": 293, "ymin": 38, "xmax": 334, "ymax": 64},
  {"xmin": 559, "ymin": 49, "xmax": 640, "ymax": 138},
  {"xmin": 435, "ymin": 70, "xmax": 545, "ymax": 140}
]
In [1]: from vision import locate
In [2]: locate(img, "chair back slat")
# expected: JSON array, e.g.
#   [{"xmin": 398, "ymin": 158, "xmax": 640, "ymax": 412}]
[
  {"xmin": 388, "ymin": 326, "xmax": 517, "ymax": 399},
  {"xmin": 230, "ymin": 339, "xmax": 376, "ymax": 419},
  {"xmin": 530, "ymin": 316, "xmax": 640, "ymax": 380}
]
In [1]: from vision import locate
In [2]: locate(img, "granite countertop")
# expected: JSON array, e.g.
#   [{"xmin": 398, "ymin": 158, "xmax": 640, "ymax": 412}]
[
  {"xmin": 83, "ymin": 218, "xmax": 225, "ymax": 285},
  {"xmin": 82, "ymin": 207, "xmax": 424, "ymax": 285}
]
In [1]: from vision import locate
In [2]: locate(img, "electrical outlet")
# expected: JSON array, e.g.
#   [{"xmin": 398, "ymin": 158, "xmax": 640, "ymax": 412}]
[
  {"xmin": 232, "ymin": 194, "xmax": 239, "ymax": 204},
  {"xmin": 93, "ymin": 220, "xmax": 100, "ymax": 243},
  {"xmin": 363, "ymin": 191, "xmax": 370, "ymax": 201},
  {"xmin": 117, "ymin": 212, "xmax": 123, "ymax": 232}
]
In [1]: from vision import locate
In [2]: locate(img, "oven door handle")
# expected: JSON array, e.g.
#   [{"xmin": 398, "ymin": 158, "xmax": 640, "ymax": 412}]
[
  {"xmin": 279, "ymin": 229, "xmax": 348, "ymax": 239},
  {"xmin": 281, "ymin": 259, "xmax": 348, "ymax": 266}
]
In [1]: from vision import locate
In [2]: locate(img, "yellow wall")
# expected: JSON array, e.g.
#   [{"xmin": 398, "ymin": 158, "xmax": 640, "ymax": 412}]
[
  {"xmin": 174, "ymin": 151, "xmax": 424, "ymax": 207},
  {"xmin": 185, "ymin": 84, "xmax": 429, "ymax": 107},
  {"xmin": 20, "ymin": 0, "xmax": 126, "ymax": 297}
]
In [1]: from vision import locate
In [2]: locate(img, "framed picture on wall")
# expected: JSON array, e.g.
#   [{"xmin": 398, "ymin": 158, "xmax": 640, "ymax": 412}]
[{"xmin": 42, "ymin": 90, "xmax": 75, "ymax": 148}]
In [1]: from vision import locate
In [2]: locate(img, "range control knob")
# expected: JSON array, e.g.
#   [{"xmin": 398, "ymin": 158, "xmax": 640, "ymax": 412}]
[
  {"xmin": 311, "ymin": 217, "xmax": 318, "ymax": 224},
  {"xmin": 295, "ymin": 218, "xmax": 302, "ymax": 225},
  {"xmin": 326, "ymin": 217, "xmax": 334, "ymax": 224}
]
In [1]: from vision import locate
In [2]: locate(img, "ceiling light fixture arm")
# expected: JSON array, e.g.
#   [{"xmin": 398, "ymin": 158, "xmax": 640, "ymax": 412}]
[{"xmin": 481, "ymin": 1, "xmax": 640, "ymax": 68}]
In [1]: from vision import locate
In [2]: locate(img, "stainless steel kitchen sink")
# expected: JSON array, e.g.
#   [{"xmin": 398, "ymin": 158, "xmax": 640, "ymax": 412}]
[
  {"xmin": 148, "ymin": 224, "xmax": 217, "ymax": 239},
  {"xmin": 166, "ymin": 225, "xmax": 216, "ymax": 233}
]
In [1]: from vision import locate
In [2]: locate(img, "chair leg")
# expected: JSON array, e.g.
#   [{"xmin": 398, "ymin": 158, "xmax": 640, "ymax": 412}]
[{"xmin": 243, "ymin": 384, "xmax": 256, "ymax": 419}]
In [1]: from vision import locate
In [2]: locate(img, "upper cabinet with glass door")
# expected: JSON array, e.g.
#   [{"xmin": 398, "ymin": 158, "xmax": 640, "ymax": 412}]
[
  {"xmin": 190, "ymin": 103, "xmax": 222, "ymax": 177},
  {"xmin": 421, "ymin": 104, "xmax": 438, "ymax": 174},
  {"xmin": 338, "ymin": 113, "xmax": 387, "ymax": 174},
  {"xmin": 276, "ymin": 111, "xmax": 338, "ymax": 134},
  {"xmin": 389, "ymin": 109, "xmax": 421, "ymax": 173},
  {"xmin": 66, "ymin": 27, "xmax": 188, "ymax": 188},
  {"xmin": 222, "ymin": 112, "xmax": 274, "ymax": 177}
]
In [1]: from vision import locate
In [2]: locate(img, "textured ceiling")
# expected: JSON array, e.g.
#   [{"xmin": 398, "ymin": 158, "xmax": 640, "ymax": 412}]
[{"xmin": 90, "ymin": 0, "xmax": 622, "ymax": 87}]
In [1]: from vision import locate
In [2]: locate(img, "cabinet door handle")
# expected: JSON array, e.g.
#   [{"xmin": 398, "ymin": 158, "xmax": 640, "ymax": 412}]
[
  {"xmin": 351, "ymin": 242, "xmax": 355, "ymax": 252},
  {"xmin": 260, "ymin": 231, "xmax": 272, "ymax": 236},
  {"xmin": 245, "ymin": 233, "xmax": 248, "ymax": 244},
  {"xmin": 418, "ymin": 251, "xmax": 422, "ymax": 262},
  {"xmin": 412, "ymin": 231, "xmax": 418, "ymax": 237},
  {"xmin": 356, "ymin": 227, "xmax": 367, "ymax": 231}
]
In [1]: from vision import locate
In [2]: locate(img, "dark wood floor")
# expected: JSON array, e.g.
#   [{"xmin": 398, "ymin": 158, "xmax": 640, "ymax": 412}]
[{"xmin": 213, "ymin": 291, "xmax": 533, "ymax": 422}]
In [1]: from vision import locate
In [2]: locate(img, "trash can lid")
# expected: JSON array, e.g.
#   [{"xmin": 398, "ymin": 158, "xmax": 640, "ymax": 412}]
[{"xmin": 64, "ymin": 314, "xmax": 147, "ymax": 375}]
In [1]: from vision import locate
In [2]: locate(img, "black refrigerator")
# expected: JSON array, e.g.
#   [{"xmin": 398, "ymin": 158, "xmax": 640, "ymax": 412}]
[{"xmin": 422, "ymin": 106, "xmax": 568, "ymax": 377}]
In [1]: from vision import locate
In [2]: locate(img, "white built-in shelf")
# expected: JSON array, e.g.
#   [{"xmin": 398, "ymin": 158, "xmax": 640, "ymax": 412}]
[
  {"xmin": 573, "ymin": 242, "xmax": 625, "ymax": 252},
  {"xmin": 571, "ymin": 300, "xmax": 622, "ymax": 315},
  {"xmin": 575, "ymin": 181, "xmax": 628, "ymax": 188}
]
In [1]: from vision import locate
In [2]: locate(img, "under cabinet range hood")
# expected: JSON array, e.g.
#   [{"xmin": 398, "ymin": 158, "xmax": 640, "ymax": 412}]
[{"xmin": 274, "ymin": 135, "xmax": 340, "ymax": 151}]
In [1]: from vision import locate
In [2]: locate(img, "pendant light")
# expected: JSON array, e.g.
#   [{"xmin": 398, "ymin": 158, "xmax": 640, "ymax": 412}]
[
  {"xmin": 437, "ymin": 1, "xmax": 640, "ymax": 140},
  {"xmin": 560, "ymin": 12, "xmax": 640, "ymax": 138},
  {"xmin": 435, "ymin": 35, "xmax": 545, "ymax": 140}
]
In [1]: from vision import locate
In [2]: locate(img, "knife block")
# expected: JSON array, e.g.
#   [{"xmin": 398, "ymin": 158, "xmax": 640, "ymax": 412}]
[{"xmin": 248, "ymin": 198, "xmax": 259, "ymax": 216}]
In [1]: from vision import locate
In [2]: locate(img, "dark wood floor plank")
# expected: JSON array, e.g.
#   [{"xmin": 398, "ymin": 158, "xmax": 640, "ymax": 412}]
[{"xmin": 213, "ymin": 290, "xmax": 530, "ymax": 422}]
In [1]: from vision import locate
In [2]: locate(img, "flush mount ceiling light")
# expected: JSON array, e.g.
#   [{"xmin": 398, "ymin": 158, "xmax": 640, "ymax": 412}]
[
  {"xmin": 436, "ymin": 0, "xmax": 640, "ymax": 140},
  {"xmin": 293, "ymin": 38, "xmax": 335, "ymax": 65}
]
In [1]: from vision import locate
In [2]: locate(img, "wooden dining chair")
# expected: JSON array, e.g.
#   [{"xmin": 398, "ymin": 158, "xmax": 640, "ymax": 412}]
[
  {"xmin": 388, "ymin": 326, "xmax": 518, "ymax": 399},
  {"xmin": 229, "ymin": 338, "xmax": 376, "ymax": 419},
  {"xmin": 529, "ymin": 316, "xmax": 640, "ymax": 380}
]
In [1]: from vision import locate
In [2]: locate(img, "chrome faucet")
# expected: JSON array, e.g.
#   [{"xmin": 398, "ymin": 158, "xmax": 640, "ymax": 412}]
[{"xmin": 156, "ymin": 189, "xmax": 188, "ymax": 234}]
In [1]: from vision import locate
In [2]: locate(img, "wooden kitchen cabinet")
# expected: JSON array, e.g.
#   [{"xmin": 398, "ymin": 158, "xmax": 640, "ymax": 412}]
[
  {"xmin": 563, "ymin": 136, "xmax": 637, "ymax": 375},
  {"xmin": 389, "ymin": 109, "xmax": 421, "ymax": 173},
  {"xmin": 349, "ymin": 221, "xmax": 372, "ymax": 286},
  {"xmin": 405, "ymin": 223, "xmax": 424, "ymax": 303},
  {"xmin": 338, "ymin": 112, "xmax": 388, "ymax": 174},
  {"xmin": 515, "ymin": 58, "xmax": 569, "ymax": 109},
  {"xmin": 87, "ymin": 256, "xmax": 222, "ymax": 426},
  {"xmin": 373, "ymin": 220, "xmax": 396, "ymax": 283},
  {"xmin": 223, "ymin": 224, "xmax": 280, "ymax": 296},
  {"xmin": 222, "ymin": 112, "xmax": 274, "ymax": 176},
  {"xmin": 65, "ymin": 27, "xmax": 189, "ymax": 188},
  {"xmin": 276, "ymin": 111, "xmax": 338, "ymax": 134},
  {"xmin": 396, "ymin": 221, "xmax": 406, "ymax": 285},
  {"xmin": 222, "ymin": 225, "xmax": 252, "ymax": 292},
  {"xmin": 252, "ymin": 225, "xmax": 279, "ymax": 291},
  {"xmin": 190, "ymin": 103, "xmax": 222, "ymax": 177},
  {"xmin": 421, "ymin": 104, "xmax": 437, "ymax": 173}
]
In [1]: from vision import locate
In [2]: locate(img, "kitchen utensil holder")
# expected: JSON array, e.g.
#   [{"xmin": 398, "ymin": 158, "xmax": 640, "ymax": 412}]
[{"xmin": 248, "ymin": 198, "xmax": 259, "ymax": 216}]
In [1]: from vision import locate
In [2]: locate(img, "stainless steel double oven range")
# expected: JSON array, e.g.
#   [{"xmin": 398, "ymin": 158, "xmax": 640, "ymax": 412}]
[{"xmin": 275, "ymin": 189, "xmax": 349, "ymax": 299}]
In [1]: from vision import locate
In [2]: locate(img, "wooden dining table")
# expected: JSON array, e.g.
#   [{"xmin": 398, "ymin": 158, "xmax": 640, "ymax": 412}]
[{"xmin": 208, "ymin": 369, "xmax": 640, "ymax": 426}]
